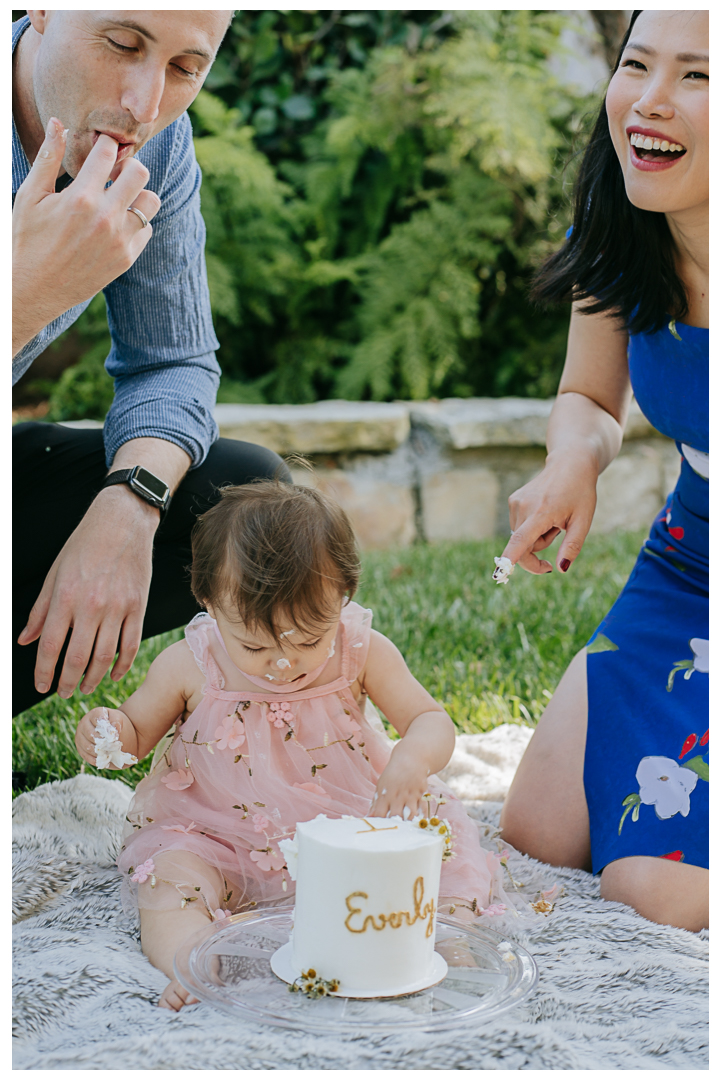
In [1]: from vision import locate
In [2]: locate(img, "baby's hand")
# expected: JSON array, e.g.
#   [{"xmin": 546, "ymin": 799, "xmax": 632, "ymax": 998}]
[
  {"xmin": 75, "ymin": 706, "xmax": 137, "ymax": 769},
  {"xmin": 370, "ymin": 752, "xmax": 429, "ymax": 820}
]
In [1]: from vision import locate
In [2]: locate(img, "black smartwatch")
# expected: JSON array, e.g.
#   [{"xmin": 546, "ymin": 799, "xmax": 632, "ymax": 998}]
[{"xmin": 101, "ymin": 466, "xmax": 171, "ymax": 516}]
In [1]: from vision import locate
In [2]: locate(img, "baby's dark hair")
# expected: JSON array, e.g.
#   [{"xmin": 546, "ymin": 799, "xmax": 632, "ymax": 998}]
[{"xmin": 190, "ymin": 480, "xmax": 361, "ymax": 640}]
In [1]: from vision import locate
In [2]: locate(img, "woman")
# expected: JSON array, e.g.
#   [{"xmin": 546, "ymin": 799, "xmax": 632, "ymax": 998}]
[{"xmin": 499, "ymin": 10, "xmax": 708, "ymax": 932}]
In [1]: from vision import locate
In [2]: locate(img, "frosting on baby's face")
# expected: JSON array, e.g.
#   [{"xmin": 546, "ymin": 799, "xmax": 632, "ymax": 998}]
[{"xmin": 206, "ymin": 595, "xmax": 344, "ymax": 686}]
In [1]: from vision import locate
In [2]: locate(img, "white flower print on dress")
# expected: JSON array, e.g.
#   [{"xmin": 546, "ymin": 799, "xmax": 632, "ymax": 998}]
[
  {"xmin": 619, "ymin": 755, "xmax": 700, "ymax": 836},
  {"xmin": 667, "ymin": 638, "xmax": 709, "ymax": 691},
  {"xmin": 637, "ymin": 756, "xmax": 698, "ymax": 818},
  {"xmin": 690, "ymin": 638, "xmax": 709, "ymax": 672},
  {"xmin": 619, "ymin": 739, "xmax": 708, "ymax": 834}
]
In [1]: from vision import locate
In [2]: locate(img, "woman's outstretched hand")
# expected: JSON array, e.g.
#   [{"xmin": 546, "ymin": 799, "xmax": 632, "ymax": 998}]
[{"xmin": 499, "ymin": 450, "xmax": 599, "ymax": 575}]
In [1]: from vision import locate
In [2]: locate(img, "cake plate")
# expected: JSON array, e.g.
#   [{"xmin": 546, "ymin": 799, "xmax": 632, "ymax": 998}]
[
  {"xmin": 270, "ymin": 940, "xmax": 448, "ymax": 998},
  {"xmin": 174, "ymin": 907, "xmax": 538, "ymax": 1034}
]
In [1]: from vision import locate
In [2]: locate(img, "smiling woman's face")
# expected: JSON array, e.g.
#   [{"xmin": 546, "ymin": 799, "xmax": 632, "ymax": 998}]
[{"xmin": 605, "ymin": 10, "xmax": 708, "ymax": 216}]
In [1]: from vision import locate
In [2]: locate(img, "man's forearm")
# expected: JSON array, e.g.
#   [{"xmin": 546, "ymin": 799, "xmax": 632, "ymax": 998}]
[{"xmin": 12, "ymin": 285, "xmax": 62, "ymax": 358}]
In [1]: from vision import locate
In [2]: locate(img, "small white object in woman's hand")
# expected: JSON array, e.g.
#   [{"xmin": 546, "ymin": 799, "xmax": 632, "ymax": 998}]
[
  {"xmin": 492, "ymin": 556, "xmax": 514, "ymax": 585},
  {"xmin": 402, "ymin": 805, "xmax": 411, "ymax": 820},
  {"xmin": 93, "ymin": 707, "xmax": 137, "ymax": 769}
]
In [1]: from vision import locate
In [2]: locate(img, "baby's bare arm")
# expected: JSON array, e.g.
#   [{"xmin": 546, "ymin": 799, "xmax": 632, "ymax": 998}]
[
  {"xmin": 74, "ymin": 640, "xmax": 200, "ymax": 767},
  {"xmin": 361, "ymin": 631, "xmax": 455, "ymax": 818}
]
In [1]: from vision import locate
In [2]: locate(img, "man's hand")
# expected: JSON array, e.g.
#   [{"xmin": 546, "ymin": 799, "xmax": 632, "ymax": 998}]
[
  {"xmin": 12, "ymin": 117, "xmax": 161, "ymax": 357},
  {"xmin": 18, "ymin": 437, "xmax": 191, "ymax": 698},
  {"xmin": 18, "ymin": 487, "xmax": 157, "ymax": 697}
]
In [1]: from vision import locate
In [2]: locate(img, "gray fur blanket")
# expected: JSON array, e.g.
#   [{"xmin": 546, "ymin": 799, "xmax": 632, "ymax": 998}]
[{"xmin": 13, "ymin": 726, "xmax": 708, "ymax": 1070}]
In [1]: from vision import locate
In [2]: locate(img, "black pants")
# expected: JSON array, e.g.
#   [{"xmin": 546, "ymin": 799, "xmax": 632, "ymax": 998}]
[{"xmin": 13, "ymin": 422, "xmax": 290, "ymax": 717}]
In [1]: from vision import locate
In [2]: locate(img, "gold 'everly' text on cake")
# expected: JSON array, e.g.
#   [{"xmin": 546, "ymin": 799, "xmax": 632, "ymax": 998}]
[{"xmin": 344, "ymin": 876, "xmax": 435, "ymax": 938}]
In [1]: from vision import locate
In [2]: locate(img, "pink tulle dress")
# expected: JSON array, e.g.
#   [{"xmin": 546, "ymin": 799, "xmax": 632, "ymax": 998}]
[{"xmin": 118, "ymin": 602, "xmax": 508, "ymax": 921}]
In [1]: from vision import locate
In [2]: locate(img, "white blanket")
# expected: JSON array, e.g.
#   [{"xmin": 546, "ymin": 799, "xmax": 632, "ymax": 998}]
[{"xmin": 13, "ymin": 725, "xmax": 708, "ymax": 1070}]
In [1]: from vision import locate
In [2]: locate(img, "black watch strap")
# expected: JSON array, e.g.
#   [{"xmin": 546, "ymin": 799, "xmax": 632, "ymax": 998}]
[{"xmin": 101, "ymin": 466, "xmax": 171, "ymax": 516}]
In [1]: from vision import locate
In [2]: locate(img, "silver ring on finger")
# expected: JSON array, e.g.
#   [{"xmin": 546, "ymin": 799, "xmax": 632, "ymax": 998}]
[{"xmin": 127, "ymin": 205, "xmax": 149, "ymax": 229}]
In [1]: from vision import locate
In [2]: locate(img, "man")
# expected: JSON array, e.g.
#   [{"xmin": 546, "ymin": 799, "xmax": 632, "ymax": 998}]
[{"xmin": 13, "ymin": 11, "xmax": 288, "ymax": 717}]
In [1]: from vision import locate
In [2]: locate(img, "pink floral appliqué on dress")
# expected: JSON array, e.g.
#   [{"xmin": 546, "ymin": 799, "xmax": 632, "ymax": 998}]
[{"xmin": 117, "ymin": 602, "xmax": 510, "ymax": 921}]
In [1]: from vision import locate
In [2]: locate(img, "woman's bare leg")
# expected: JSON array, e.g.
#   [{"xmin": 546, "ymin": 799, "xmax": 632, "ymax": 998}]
[
  {"xmin": 601, "ymin": 857, "xmax": 709, "ymax": 931},
  {"xmin": 138, "ymin": 851, "xmax": 221, "ymax": 1011},
  {"xmin": 499, "ymin": 648, "xmax": 591, "ymax": 870}
]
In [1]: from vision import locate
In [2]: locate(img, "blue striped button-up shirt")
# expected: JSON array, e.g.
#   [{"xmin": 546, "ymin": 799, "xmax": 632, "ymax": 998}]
[{"xmin": 12, "ymin": 16, "xmax": 221, "ymax": 468}]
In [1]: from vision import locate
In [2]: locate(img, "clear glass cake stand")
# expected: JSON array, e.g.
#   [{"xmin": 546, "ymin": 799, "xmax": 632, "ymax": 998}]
[{"xmin": 174, "ymin": 907, "xmax": 538, "ymax": 1034}]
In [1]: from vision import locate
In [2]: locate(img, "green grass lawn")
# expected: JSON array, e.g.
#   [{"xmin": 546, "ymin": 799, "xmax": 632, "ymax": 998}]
[{"xmin": 12, "ymin": 529, "xmax": 646, "ymax": 797}]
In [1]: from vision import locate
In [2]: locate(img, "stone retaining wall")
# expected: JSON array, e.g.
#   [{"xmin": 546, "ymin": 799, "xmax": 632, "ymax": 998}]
[
  {"xmin": 63, "ymin": 397, "xmax": 679, "ymax": 549},
  {"xmin": 213, "ymin": 398, "xmax": 680, "ymax": 549}
]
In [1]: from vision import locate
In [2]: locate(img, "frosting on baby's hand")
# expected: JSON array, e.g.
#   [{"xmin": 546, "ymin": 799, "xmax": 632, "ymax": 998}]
[
  {"xmin": 93, "ymin": 708, "xmax": 138, "ymax": 769},
  {"xmin": 492, "ymin": 556, "xmax": 514, "ymax": 585}
]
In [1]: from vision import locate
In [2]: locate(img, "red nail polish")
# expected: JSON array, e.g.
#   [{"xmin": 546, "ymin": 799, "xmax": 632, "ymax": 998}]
[{"xmin": 560, "ymin": 558, "xmax": 571, "ymax": 572}]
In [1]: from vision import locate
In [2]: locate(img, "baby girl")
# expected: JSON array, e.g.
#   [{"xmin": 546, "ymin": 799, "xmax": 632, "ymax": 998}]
[{"xmin": 75, "ymin": 480, "xmax": 511, "ymax": 1010}]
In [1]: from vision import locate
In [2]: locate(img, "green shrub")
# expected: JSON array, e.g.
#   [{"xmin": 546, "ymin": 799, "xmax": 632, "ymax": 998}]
[
  {"xmin": 45, "ymin": 294, "xmax": 114, "ymax": 422},
  {"xmin": 38, "ymin": 11, "xmax": 598, "ymax": 416}
]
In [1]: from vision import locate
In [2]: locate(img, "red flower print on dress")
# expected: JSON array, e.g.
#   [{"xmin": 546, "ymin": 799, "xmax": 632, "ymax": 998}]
[
  {"xmin": 131, "ymin": 858, "xmax": 155, "ymax": 883},
  {"xmin": 214, "ymin": 715, "xmax": 246, "ymax": 751},
  {"xmin": 668, "ymin": 526, "xmax": 685, "ymax": 541},
  {"xmin": 249, "ymin": 847, "xmax": 286, "ymax": 872},
  {"xmin": 679, "ymin": 734, "xmax": 698, "ymax": 759},
  {"xmin": 161, "ymin": 768, "xmax": 194, "ymax": 791},
  {"xmin": 661, "ymin": 851, "xmax": 684, "ymax": 861}
]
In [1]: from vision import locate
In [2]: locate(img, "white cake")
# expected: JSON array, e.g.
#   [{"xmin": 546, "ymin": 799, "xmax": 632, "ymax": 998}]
[{"xmin": 276, "ymin": 814, "xmax": 446, "ymax": 995}]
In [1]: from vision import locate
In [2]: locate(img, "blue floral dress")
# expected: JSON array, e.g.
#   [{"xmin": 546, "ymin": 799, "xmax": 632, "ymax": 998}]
[{"xmin": 584, "ymin": 319, "xmax": 708, "ymax": 873}]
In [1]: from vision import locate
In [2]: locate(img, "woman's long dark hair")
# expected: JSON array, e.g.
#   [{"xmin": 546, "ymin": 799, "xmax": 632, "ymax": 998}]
[{"xmin": 532, "ymin": 10, "xmax": 688, "ymax": 334}]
